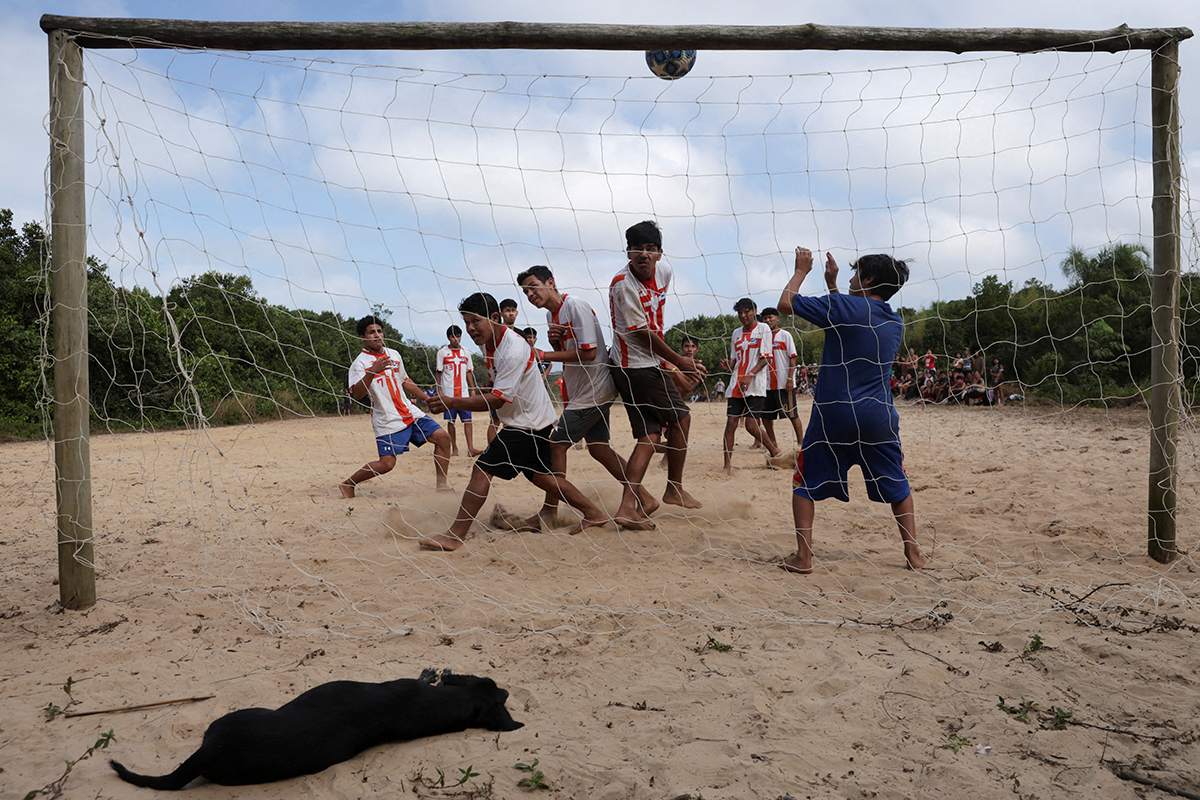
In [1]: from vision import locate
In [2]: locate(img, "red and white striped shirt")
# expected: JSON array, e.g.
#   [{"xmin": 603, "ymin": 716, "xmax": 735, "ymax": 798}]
[
  {"xmin": 609, "ymin": 261, "xmax": 672, "ymax": 369},
  {"xmin": 729, "ymin": 322, "xmax": 772, "ymax": 399},
  {"xmin": 435, "ymin": 345, "xmax": 473, "ymax": 398},
  {"xmin": 349, "ymin": 347, "xmax": 426, "ymax": 436},
  {"xmin": 484, "ymin": 326, "xmax": 557, "ymax": 430}
]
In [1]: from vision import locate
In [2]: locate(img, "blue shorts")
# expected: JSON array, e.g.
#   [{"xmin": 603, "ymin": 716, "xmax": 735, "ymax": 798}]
[
  {"xmin": 793, "ymin": 437, "xmax": 910, "ymax": 504},
  {"xmin": 376, "ymin": 416, "xmax": 442, "ymax": 457},
  {"xmin": 443, "ymin": 408, "xmax": 473, "ymax": 422}
]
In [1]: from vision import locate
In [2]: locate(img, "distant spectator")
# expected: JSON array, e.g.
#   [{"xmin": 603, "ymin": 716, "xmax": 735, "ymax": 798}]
[{"xmin": 989, "ymin": 358, "xmax": 1005, "ymax": 407}]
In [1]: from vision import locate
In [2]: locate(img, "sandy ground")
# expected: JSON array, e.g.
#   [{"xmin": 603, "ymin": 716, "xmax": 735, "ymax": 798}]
[{"xmin": 3, "ymin": 398, "xmax": 1199, "ymax": 799}]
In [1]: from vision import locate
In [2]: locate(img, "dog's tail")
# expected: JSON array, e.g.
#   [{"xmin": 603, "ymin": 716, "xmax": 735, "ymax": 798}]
[{"xmin": 110, "ymin": 754, "xmax": 203, "ymax": 790}]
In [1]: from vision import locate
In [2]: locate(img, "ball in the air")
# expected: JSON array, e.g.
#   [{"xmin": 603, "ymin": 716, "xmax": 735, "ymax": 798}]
[{"xmin": 645, "ymin": 50, "xmax": 697, "ymax": 80}]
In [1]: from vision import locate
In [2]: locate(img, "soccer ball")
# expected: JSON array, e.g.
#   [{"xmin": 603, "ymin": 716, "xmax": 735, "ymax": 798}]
[{"xmin": 645, "ymin": 50, "xmax": 697, "ymax": 80}]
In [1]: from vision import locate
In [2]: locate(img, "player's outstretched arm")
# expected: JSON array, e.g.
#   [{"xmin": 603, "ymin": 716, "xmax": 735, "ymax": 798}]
[
  {"xmin": 824, "ymin": 251, "xmax": 840, "ymax": 293},
  {"xmin": 778, "ymin": 246, "xmax": 815, "ymax": 316}
]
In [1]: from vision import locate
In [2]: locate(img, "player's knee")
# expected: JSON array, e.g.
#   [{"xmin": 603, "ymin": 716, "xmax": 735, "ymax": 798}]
[{"xmin": 377, "ymin": 456, "xmax": 397, "ymax": 473}]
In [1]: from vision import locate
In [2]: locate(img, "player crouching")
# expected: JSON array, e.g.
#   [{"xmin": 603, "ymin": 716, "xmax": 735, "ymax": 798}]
[{"xmin": 418, "ymin": 293, "xmax": 609, "ymax": 552}]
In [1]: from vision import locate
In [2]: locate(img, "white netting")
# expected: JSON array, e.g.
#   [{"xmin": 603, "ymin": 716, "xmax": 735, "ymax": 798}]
[{"xmin": 38, "ymin": 37, "xmax": 1199, "ymax": 639}]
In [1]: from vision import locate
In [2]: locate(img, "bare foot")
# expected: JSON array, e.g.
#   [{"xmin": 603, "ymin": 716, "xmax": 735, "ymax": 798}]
[
  {"xmin": 468, "ymin": 449, "xmax": 484, "ymax": 457},
  {"xmin": 749, "ymin": 442, "xmax": 762, "ymax": 450},
  {"xmin": 663, "ymin": 485, "xmax": 702, "ymax": 509},
  {"xmin": 339, "ymin": 482, "xmax": 356, "ymax": 499},
  {"xmin": 451, "ymin": 449, "xmax": 460, "ymax": 458},
  {"xmin": 904, "ymin": 543, "xmax": 927, "ymax": 570},
  {"xmin": 636, "ymin": 491, "xmax": 661, "ymax": 518},
  {"xmin": 613, "ymin": 516, "xmax": 656, "ymax": 531},
  {"xmin": 520, "ymin": 512, "xmax": 551, "ymax": 532},
  {"xmin": 436, "ymin": 484, "xmax": 455, "ymax": 493},
  {"xmin": 418, "ymin": 532, "xmax": 465, "ymax": 552},
  {"xmin": 779, "ymin": 552, "xmax": 812, "ymax": 574},
  {"xmin": 567, "ymin": 516, "xmax": 609, "ymax": 535},
  {"xmin": 721, "ymin": 464, "xmax": 732, "ymax": 477}
]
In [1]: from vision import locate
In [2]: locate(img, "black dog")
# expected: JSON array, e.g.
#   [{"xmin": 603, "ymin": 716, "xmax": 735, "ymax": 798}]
[{"xmin": 110, "ymin": 670, "xmax": 523, "ymax": 789}]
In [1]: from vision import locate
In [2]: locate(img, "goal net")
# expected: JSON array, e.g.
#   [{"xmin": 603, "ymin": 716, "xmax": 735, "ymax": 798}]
[{"xmin": 37, "ymin": 33, "xmax": 1199, "ymax": 638}]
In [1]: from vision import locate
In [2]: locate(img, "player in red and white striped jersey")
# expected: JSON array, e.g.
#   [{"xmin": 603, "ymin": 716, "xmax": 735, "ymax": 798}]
[
  {"xmin": 435, "ymin": 326, "xmax": 482, "ymax": 458},
  {"xmin": 340, "ymin": 316, "xmax": 451, "ymax": 498}
]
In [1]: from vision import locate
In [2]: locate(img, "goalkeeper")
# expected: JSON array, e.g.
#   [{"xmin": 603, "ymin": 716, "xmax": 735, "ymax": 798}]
[{"xmin": 777, "ymin": 247, "xmax": 925, "ymax": 572}]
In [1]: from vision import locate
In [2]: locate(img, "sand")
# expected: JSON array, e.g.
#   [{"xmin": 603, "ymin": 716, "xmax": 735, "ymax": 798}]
[{"xmin": 2, "ymin": 398, "xmax": 1199, "ymax": 799}]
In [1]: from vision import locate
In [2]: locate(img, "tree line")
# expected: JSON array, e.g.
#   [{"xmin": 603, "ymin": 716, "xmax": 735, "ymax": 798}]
[{"xmin": 2, "ymin": 207, "xmax": 1196, "ymax": 439}]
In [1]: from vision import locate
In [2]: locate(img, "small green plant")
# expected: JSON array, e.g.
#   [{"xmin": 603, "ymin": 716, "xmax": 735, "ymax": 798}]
[
  {"xmin": 43, "ymin": 677, "xmax": 78, "ymax": 721},
  {"xmin": 1023, "ymin": 634, "xmax": 1044, "ymax": 655},
  {"xmin": 1048, "ymin": 706, "xmax": 1074, "ymax": 729},
  {"xmin": 703, "ymin": 635, "xmax": 732, "ymax": 652},
  {"xmin": 23, "ymin": 730, "xmax": 115, "ymax": 800},
  {"xmin": 457, "ymin": 765, "xmax": 480, "ymax": 786},
  {"xmin": 515, "ymin": 759, "xmax": 549, "ymax": 791},
  {"xmin": 944, "ymin": 733, "xmax": 970, "ymax": 753},
  {"xmin": 998, "ymin": 696, "xmax": 1038, "ymax": 724}
]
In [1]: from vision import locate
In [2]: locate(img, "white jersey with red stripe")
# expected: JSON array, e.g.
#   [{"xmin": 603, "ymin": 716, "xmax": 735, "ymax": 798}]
[
  {"xmin": 609, "ymin": 261, "xmax": 672, "ymax": 369},
  {"xmin": 349, "ymin": 347, "xmax": 427, "ymax": 436},
  {"xmin": 484, "ymin": 326, "xmax": 557, "ymax": 430},
  {"xmin": 546, "ymin": 293, "xmax": 617, "ymax": 410},
  {"xmin": 769, "ymin": 328, "xmax": 797, "ymax": 391},
  {"xmin": 728, "ymin": 322, "xmax": 772, "ymax": 398},
  {"xmin": 435, "ymin": 345, "xmax": 473, "ymax": 398}
]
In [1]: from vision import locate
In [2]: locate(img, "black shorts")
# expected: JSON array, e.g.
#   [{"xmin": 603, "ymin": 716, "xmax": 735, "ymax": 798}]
[
  {"xmin": 726, "ymin": 395, "xmax": 768, "ymax": 419},
  {"xmin": 476, "ymin": 425, "xmax": 553, "ymax": 481},
  {"xmin": 610, "ymin": 365, "xmax": 690, "ymax": 440},
  {"xmin": 763, "ymin": 389, "xmax": 788, "ymax": 419}
]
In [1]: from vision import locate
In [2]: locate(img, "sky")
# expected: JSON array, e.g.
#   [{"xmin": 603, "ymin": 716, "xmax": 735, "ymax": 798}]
[{"xmin": 3, "ymin": 1, "xmax": 1196, "ymax": 351}]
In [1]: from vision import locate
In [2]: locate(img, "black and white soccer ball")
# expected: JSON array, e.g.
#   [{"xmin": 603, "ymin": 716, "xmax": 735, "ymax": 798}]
[{"xmin": 645, "ymin": 50, "xmax": 697, "ymax": 80}]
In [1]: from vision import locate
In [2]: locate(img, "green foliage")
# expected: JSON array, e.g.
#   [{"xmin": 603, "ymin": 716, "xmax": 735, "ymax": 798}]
[
  {"xmin": 0, "ymin": 210, "xmax": 49, "ymax": 435},
  {"xmin": 702, "ymin": 635, "xmax": 733, "ymax": 652},
  {"xmin": 944, "ymin": 733, "xmax": 970, "ymax": 753},
  {"xmin": 43, "ymin": 676, "xmax": 78, "ymax": 721},
  {"xmin": 1, "ymin": 207, "xmax": 453, "ymax": 436},
  {"xmin": 23, "ymin": 729, "xmax": 115, "ymax": 800},
  {"xmin": 1023, "ymin": 634, "xmax": 1044, "ymax": 655},
  {"xmin": 998, "ymin": 696, "xmax": 1038, "ymax": 724},
  {"xmin": 515, "ymin": 759, "xmax": 550, "ymax": 791},
  {"xmin": 0, "ymin": 200, "xmax": 1178, "ymax": 437},
  {"xmin": 1049, "ymin": 706, "xmax": 1074, "ymax": 728}
]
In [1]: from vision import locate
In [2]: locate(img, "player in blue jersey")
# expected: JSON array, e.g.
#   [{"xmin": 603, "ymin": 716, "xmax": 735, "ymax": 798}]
[{"xmin": 777, "ymin": 247, "xmax": 926, "ymax": 573}]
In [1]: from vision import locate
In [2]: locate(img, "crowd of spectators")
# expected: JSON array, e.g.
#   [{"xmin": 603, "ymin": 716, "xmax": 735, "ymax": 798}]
[{"xmin": 891, "ymin": 348, "xmax": 1008, "ymax": 406}]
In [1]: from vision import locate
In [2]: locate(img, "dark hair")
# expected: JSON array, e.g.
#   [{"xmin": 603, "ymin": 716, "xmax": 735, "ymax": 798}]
[
  {"xmin": 733, "ymin": 297, "xmax": 756, "ymax": 312},
  {"xmin": 523, "ymin": 327, "xmax": 537, "ymax": 339},
  {"xmin": 761, "ymin": 307, "xmax": 779, "ymax": 317},
  {"xmin": 625, "ymin": 220, "xmax": 662, "ymax": 250},
  {"xmin": 516, "ymin": 265, "xmax": 553, "ymax": 285},
  {"xmin": 356, "ymin": 315, "xmax": 386, "ymax": 336},
  {"xmin": 499, "ymin": 297, "xmax": 518, "ymax": 311},
  {"xmin": 447, "ymin": 324, "xmax": 463, "ymax": 338},
  {"xmin": 682, "ymin": 335, "xmax": 699, "ymax": 347},
  {"xmin": 459, "ymin": 292, "xmax": 500, "ymax": 320},
  {"xmin": 852, "ymin": 254, "xmax": 910, "ymax": 301}
]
